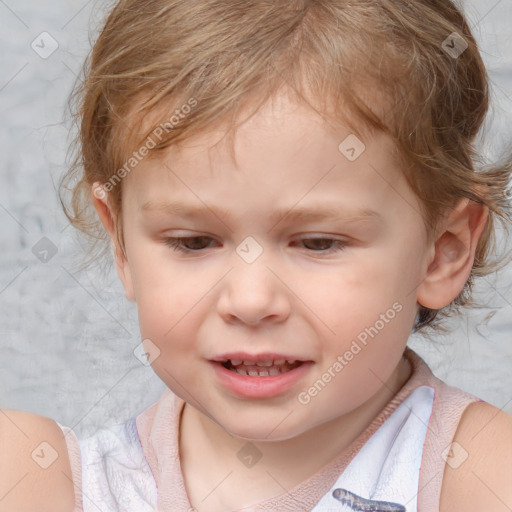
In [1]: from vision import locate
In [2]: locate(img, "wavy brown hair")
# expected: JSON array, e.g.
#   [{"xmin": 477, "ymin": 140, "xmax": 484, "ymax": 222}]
[{"xmin": 60, "ymin": 0, "xmax": 512, "ymax": 332}]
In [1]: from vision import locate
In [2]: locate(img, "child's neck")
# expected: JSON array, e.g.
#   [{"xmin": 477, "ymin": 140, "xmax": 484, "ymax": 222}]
[{"xmin": 179, "ymin": 356, "xmax": 412, "ymax": 512}]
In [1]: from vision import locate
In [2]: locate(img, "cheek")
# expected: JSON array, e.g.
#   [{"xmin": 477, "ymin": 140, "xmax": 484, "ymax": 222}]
[
  {"xmin": 125, "ymin": 239, "xmax": 204, "ymax": 327},
  {"xmin": 134, "ymin": 273, "xmax": 206, "ymax": 396},
  {"xmin": 136, "ymin": 279, "xmax": 203, "ymax": 345},
  {"xmin": 314, "ymin": 246, "xmax": 419, "ymax": 319},
  {"xmin": 129, "ymin": 269, "xmax": 187, "ymax": 350},
  {"xmin": 304, "ymin": 249, "xmax": 420, "ymax": 369}
]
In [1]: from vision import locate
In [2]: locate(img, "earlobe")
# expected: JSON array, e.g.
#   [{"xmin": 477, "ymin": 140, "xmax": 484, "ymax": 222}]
[
  {"xmin": 417, "ymin": 198, "xmax": 489, "ymax": 310},
  {"xmin": 91, "ymin": 182, "xmax": 136, "ymax": 302}
]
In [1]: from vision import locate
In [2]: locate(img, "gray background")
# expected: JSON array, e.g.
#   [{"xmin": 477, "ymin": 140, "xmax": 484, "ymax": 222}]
[{"xmin": 0, "ymin": 0, "xmax": 511, "ymax": 439}]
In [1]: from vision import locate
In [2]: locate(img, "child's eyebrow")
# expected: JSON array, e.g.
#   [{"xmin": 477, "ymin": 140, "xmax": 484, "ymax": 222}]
[{"xmin": 140, "ymin": 200, "xmax": 383, "ymax": 226}]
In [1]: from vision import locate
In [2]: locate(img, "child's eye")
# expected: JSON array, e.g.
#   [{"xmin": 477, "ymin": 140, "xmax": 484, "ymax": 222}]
[
  {"xmin": 163, "ymin": 236, "xmax": 348, "ymax": 254},
  {"xmin": 163, "ymin": 236, "xmax": 217, "ymax": 252},
  {"xmin": 294, "ymin": 237, "xmax": 348, "ymax": 253}
]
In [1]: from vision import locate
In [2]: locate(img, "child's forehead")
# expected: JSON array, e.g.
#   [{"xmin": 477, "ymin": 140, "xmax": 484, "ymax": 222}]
[
  {"xmin": 145, "ymin": 124, "xmax": 395, "ymax": 192},
  {"xmin": 119, "ymin": 85, "xmax": 391, "ymax": 169},
  {"xmin": 124, "ymin": 103, "xmax": 407, "ymax": 218}
]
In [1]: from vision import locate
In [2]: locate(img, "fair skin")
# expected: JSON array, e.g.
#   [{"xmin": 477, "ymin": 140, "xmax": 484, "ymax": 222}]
[
  {"xmin": 0, "ymin": 410, "xmax": 75, "ymax": 512},
  {"xmin": 90, "ymin": 91, "xmax": 512, "ymax": 511},
  {"xmin": 103, "ymin": 93, "xmax": 423, "ymax": 508},
  {"xmin": 6, "ymin": 90, "xmax": 509, "ymax": 512}
]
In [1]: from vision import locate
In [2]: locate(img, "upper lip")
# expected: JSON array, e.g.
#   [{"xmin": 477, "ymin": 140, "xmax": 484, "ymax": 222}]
[{"xmin": 211, "ymin": 352, "xmax": 310, "ymax": 363}]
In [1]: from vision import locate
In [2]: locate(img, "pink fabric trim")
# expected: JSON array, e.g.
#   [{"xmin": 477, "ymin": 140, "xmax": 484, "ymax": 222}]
[
  {"xmin": 416, "ymin": 375, "xmax": 481, "ymax": 510},
  {"xmin": 58, "ymin": 424, "xmax": 84, "ymax": 512}
]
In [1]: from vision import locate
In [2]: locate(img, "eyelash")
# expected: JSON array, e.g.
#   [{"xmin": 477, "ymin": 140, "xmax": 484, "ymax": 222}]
[{"xmin": 162, "ymin": 236, "xmax": 348, "ymax": 254}]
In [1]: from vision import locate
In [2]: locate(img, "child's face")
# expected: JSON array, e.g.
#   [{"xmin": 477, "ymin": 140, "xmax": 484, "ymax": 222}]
[{"xmin": 114, "ymin": 92, "xmax": 433, "ymax": 440}]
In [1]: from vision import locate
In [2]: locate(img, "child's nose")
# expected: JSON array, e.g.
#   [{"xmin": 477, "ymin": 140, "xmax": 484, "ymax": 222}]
[{"xmin": 215, "ymin": 255, "xmax": 292, "ymax": 327}]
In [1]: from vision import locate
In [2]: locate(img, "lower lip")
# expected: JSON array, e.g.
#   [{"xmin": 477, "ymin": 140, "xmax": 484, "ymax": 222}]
[{"xmin": 210, "ymin": 361, "xmax": 313, "ymax": 399}]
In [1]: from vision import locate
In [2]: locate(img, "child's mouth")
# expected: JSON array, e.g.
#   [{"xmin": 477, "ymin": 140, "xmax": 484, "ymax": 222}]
[
  {"xmin": 221, "ymin": 359, "xmax": 303, "ymax": 376},
  {"xmin": 212, "ymin": 357, "xmax": 312, "ymax": 398}
]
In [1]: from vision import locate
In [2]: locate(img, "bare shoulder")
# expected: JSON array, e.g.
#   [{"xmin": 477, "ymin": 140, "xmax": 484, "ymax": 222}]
[
  {"xmin": 440, "ymin": 400, "xmax": 512, "ymax": 512},
  {"xmin": 0, "ymin": 409, "xmax": 76, "ymax": 512}
]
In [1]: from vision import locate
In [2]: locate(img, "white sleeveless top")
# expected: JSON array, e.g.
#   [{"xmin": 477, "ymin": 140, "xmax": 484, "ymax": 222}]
[
  {"xmin": 57, "ymin": 349, "xmax": 481, "ymax": 512},
  {"xmin": 72, "ymin": 418, "xmax": 157, "ymax": 511}
]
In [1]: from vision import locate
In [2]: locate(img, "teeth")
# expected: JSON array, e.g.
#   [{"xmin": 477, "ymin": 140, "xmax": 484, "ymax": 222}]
[
  {"xmin": 226, "ymin": 358, "xmax": 303, "ymax": 377},
  {"xmin": 231, "ymin": 365, "xmax": 288, "ymax": 377},
  {"xmin": 231, "ymin": 359, "xmax": 293, "ymax": 367},
  {"xmin": 234, "ymin": 367, "xmax": 281, "ymax": 377}
]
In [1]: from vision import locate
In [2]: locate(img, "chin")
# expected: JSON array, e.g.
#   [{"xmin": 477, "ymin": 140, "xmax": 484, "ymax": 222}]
[{"xmin": 218, "ymin": 417, "xmax": 307, "ymax": 443}]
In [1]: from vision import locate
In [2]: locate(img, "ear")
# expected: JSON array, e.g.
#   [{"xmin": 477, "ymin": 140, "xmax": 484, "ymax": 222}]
[
  {"xmin": 417, "ymin": 198, "xmax": 489, "ymax": 310},
  {"xmin": 91, "ymin": 183, "xmax": 136, "ymax": 301}
]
